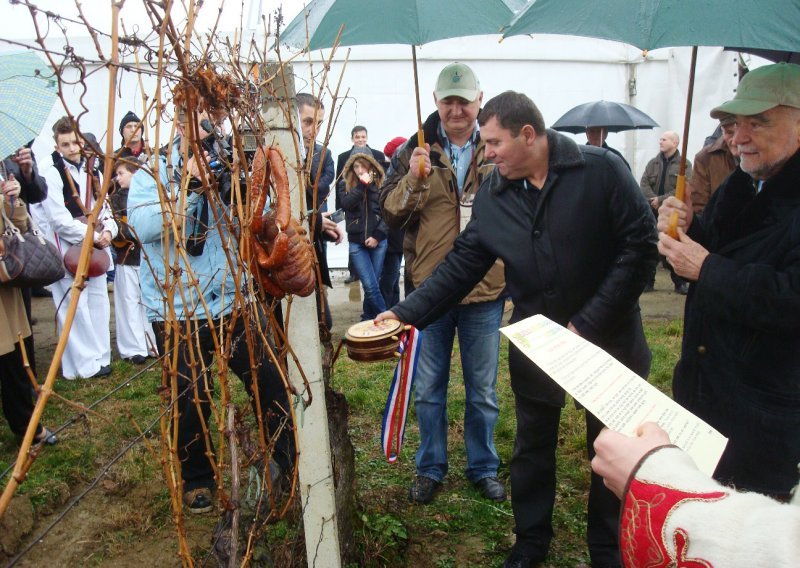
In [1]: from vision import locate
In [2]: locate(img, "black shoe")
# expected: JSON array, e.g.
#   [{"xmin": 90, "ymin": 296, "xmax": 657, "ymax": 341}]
[
  {"xmin": 90, "ymin": 364, "xmax": 112, "ymax": 378},
  {"xmin": 475, "ymin": 476, "xmax": 506, "ymax": 502},
  {"xmin": 31, "ymin": 287, "xmax": 52, "ymax": 298},
  {"xmin": 183, "ymin": 487, "xmax": 214, "ymax": 514},
  {"xmin": 343, "ymin": 274, "xmax": 360, "ymax": 284},
  {"xmin": 503, "ymin": 551, "xmax": 544, "ymax": 568},
  {"xmin": 126, "ymin": 355, "xmax": 147, "ymax": 365},
  {"xmin": 674, "ymin": 283, "xmax": 689, "ymax": 295},
  {"xmin": 408, "ymin": 475, "xmax": 441, "ymax": 504}
]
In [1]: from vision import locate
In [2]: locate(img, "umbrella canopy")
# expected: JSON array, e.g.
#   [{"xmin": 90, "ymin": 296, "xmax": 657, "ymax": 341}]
[
  {"xmin": 280, "ymin": 0, "xmax": 514, "ymax": 51},
  {"xmin": 551, "ymin": 101, "xmax": 658, "ymax": 134},
  {"xmin": 279, "ymin": 0, "xmax": 515, "ymax": 178},
  {"xmin": 0, "ymin": 51, "xmax": 57, "ymax": 160},
  {"xmin": 725, "ymin": 48, "xmax": 800, "ymax": 64},
  {"xmin": 503, "ymin": 0, "xmax": 800, "ymax": 52}
]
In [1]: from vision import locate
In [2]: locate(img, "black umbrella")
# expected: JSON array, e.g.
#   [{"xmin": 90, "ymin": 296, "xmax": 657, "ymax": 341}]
[
  {"xmin": 551, "ymin": 101, "xmax": 659, "ymax": 134},
  {"xmin": 725, "ymin": 47, "xmax": 800, "ymax": 64}
]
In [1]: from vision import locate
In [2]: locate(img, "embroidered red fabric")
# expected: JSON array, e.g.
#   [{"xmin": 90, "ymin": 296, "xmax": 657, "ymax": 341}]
[{"xmin": 620, "ymin": 478, "xmax": 727, "ymax": 567}]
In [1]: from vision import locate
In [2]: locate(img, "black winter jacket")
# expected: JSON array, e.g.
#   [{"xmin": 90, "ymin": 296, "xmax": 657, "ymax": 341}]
[
  {"xmin": 393, "ymin": 130, "xmax": 658, "ymax": 406},
  {"xmin": 337, "ymin": 153, "xmax": 388, "ymax": 245},
  {"xmin": 676, "ymin": 149, "xmax": 800, "ymax": 495}
]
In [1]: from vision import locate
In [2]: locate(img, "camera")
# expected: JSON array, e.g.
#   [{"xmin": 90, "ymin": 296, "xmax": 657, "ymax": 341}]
[{"xmin": 330, "ymin": 209, "xmax": 345, "ymax": 224}]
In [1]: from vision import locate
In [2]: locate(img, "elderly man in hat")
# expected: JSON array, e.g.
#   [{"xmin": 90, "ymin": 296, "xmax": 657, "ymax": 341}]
[
  {"xmin": 380, "ymin": 62, "xmax": 507, "ymax": 506},
  {"xmin": 659, "ymin": 62, "xmax": 800, "ymax": 502}
]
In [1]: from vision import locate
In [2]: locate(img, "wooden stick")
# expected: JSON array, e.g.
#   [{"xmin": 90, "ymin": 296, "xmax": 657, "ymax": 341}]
[{"xmin": 668, "ymin": 46, "xmax": 698, "ymax": 238}]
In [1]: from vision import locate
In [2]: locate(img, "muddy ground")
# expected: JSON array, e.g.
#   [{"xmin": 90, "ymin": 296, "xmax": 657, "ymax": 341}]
[{"xmin": 8, "ymin": 266, "xmax": 685, "ymax": 566}]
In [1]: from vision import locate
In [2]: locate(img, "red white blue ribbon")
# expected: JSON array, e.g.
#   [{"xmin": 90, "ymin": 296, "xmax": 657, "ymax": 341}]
[{"xmin": 381, "ymin": 326, "xmax": 422, "ymax": 463}]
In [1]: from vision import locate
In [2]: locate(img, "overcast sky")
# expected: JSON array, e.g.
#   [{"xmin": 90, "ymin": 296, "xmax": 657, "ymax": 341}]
[{"xmin": 0, "ymin": 0, "xmax": 307, "ymax": 43}]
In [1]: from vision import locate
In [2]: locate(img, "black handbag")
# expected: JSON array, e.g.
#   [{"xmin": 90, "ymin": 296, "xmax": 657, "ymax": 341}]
[{"xmin": 0, "ymin": 205, "xmax": 65, "ymax": 287}]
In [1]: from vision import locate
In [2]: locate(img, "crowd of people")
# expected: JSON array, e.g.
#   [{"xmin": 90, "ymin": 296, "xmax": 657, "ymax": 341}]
[{"xmin": 1, "ymin": 57, "xmax": 798, "ymax": 567}]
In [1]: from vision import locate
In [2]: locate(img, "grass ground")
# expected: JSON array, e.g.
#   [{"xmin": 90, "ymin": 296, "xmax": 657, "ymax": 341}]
[{"xmin": 0, "ymin": 319, "xmax": 683, "ymax": 566}]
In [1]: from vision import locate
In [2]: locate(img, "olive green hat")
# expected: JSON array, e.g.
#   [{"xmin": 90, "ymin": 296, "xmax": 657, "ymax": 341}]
[
  {"xmin": 434, "ymin": 62, "xmax": 481, "ymax": 102},
  {"xmin": 710, "ymin": 62, "xmax": 800, "ymax": 119}
]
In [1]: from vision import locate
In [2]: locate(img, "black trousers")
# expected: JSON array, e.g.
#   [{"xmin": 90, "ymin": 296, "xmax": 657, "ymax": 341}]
[
  {"xmin": 647, "ymin": 208, "xmax": 685, "ymax": 289},
  {"xmin": 0, "ymin": 341, "xmax": 39, "ymax": 437},
  {"xmin": 510, "ymin": 395, "xmax": 620, "ymax": 567},
  {"xmin": 153, "ymin": 314, "xmax": 295, "ymax": 492}
]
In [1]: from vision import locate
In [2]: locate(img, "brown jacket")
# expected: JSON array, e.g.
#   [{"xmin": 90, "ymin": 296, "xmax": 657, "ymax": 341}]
[
  {"xmin": 687, "ymin": 136, "xmax": 737, "ymax": 213},
  {"xmin": 379, "ymin": 111, "xmax": 504, "ymax": 304},
  {"xmin": 0, "ymin": 198, "xmax": 32, "ymax": 355}
]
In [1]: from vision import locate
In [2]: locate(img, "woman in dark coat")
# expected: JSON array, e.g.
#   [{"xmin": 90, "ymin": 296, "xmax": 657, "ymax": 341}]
[{"xmin": 337, "ymin": 149, "xmax": 388, "ymax": 320}]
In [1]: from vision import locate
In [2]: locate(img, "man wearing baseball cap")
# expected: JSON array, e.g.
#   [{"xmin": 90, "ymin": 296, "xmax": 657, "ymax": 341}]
[
  {"xmin": 380, "ymin": 62, "xmax": 507, "ymax": 505},
  {"xmin": 658, "ymin": 62, "xmax": 800, "ymax": 501}
]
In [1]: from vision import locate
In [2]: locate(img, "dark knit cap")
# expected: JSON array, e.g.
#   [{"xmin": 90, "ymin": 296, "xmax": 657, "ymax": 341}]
[{"xmin": 119, "ymin": 111, "xmax": 140, "ymax": 136}]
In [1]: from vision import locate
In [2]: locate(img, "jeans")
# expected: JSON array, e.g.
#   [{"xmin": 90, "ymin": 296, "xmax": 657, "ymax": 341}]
[
  {"xmin": 413, "ymin": 298, "xmax": 504, "ymax": 483},
  {"xmin": 380, "ymin": 251, "xmax": 402, "ymax": 308},
  {"xmin": 349, "ymin": 240, "xmax": 388, "ymax": 320}
]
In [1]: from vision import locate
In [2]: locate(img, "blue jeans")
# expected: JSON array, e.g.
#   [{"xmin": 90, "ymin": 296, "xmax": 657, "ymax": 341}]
[
  {"xmin": 380, "ymin": 251, "xmax": 402, "ymax": 308},
  {"xmin": 349, "ymin": 240, "xmax": 388, "ymax": 320},
  {"xmin": 413, "ymin": 298, "xmax": 504, "ymax": 483}
]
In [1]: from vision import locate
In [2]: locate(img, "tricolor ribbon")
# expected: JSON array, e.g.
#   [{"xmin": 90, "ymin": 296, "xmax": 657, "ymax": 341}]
[{"xmin": 380, "ymin": 326, "xmax": 422, "ymax": 463}]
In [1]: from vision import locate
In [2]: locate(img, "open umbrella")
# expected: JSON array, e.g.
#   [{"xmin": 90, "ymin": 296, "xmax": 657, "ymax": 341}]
[
  {"xmin": 503, "ymin": 0, "xmax": 800, "ymax": 234},
  {"xmin": 551, "ymin": 101, "xmax": 658, "ymax": 134},
  {"xmin": 725, "ymin": 48, "xmax": 800, "ymax": 65},
  {"xmin": 279, "ymin": 0, "xmax": 515, "ymax": 175},
  {"xmin": 0, "ymin": 51, "xmax": 57, "ymax": 160}
]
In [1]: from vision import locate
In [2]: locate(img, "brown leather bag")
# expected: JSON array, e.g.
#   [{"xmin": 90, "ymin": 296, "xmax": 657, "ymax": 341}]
[{"xmin": 0, "ymin": 206, "xmax": 65, "ymax": 287}]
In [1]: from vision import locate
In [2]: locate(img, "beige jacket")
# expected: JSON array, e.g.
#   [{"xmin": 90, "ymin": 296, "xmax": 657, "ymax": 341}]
[
  {"xmin": 0, "ymin": 197, "xmax": 32, "ymax": 355},
  {"xmin": 379, "ymin": 111, "xmax": 504, "ymax": 304}
]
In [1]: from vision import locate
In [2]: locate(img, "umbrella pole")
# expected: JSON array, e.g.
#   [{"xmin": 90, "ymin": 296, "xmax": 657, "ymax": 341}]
[
  {"xmin": 412, "ymin": 45, "xmax": 426, "ymax": 178},
  {"xmin": 668, "ymin": 46, "xmax": 698, "ymax": 238}
]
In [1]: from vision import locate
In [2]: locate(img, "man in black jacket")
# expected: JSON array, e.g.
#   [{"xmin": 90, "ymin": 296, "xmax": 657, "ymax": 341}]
[
  {"xmin": 658, "ymin": 62, "xmax": 800, "ymax": 502},
  {"xmin": 377, "ymin": 91, "xmax": 657, "ymax": 568}
]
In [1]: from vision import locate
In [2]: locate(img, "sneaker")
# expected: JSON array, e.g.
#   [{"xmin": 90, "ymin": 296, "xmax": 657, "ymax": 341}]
[
  {"xmin": 475, "ymin": 476, "xmax": 506, "ymax": 502},
  {"xmin": 183, "ymin": 487, "xmax": 214, "ymax": 514},
  {"xmin": 408, "ymin": 475, "xmax": 441, "ymax": 504},
  {"xmin": 20, "ymin": 427, "xmax": 58, "ymax": 446}
]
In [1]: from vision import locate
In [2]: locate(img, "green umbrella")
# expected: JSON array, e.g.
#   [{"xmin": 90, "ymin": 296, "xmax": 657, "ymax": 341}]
[
  {"xmin": 503, "ymin": 0, "xmax": 800, "ymax": 52},
  {"xmin": 0, "ymin": 51, "xmax": 57, "ymax": 160},
  {"xmin": 279, "ymin": 0, "xmax": 515, "ymax": 176},
  {"xmin": 281, "ymin": 0, "xmax": 515, "ymax": 52},
  {"xmin": 503, "ymin": 0, "xmax": 800, "ymax": 234}
]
